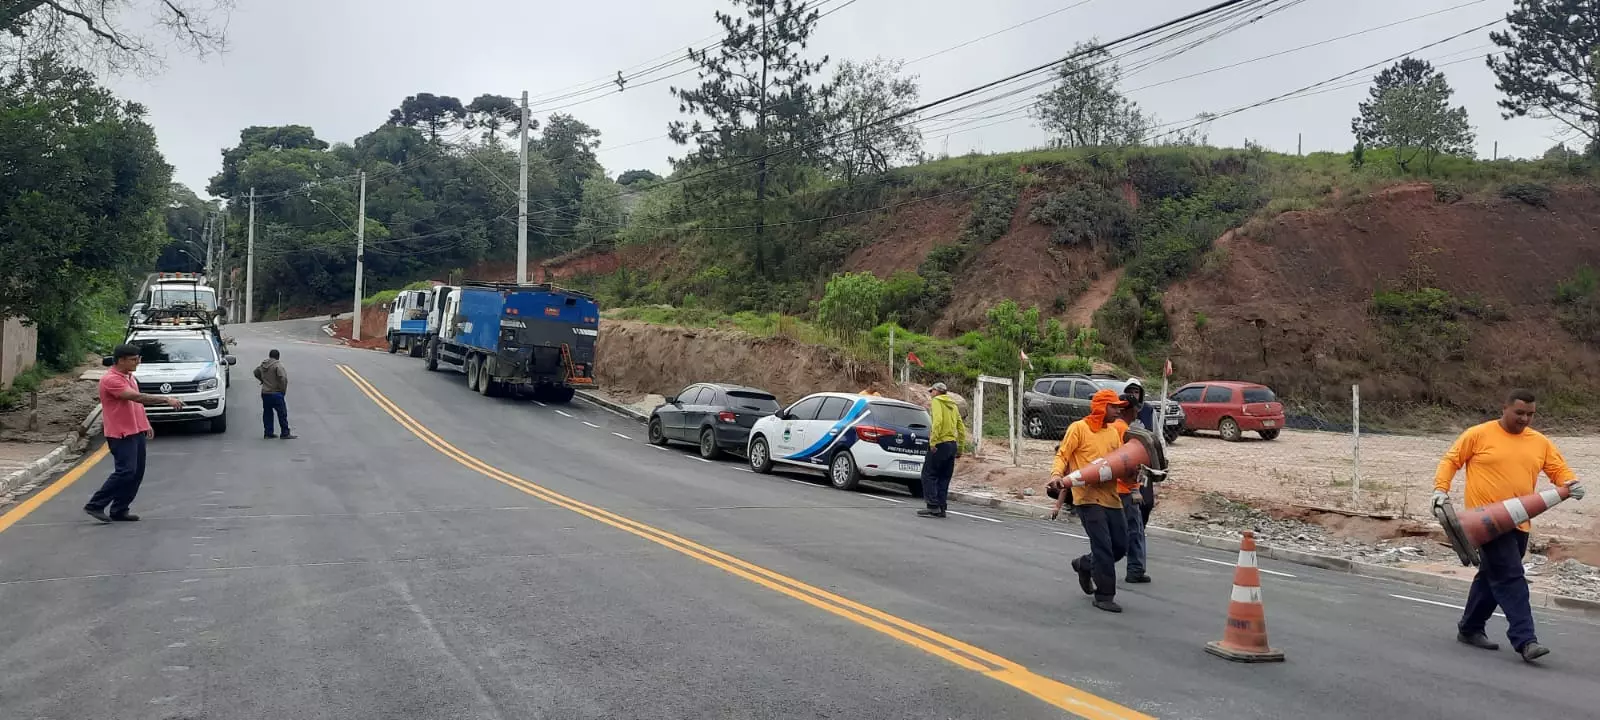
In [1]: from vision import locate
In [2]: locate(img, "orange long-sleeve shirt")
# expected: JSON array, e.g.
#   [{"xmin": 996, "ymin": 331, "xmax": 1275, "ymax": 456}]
[
  {"xmin": 1433, "ymin": 421, "xmax": 1577, "ymax": 531},
  {"xmin": 1052, "ymin": 419, "xmax": 1125, "ymax": 510}
]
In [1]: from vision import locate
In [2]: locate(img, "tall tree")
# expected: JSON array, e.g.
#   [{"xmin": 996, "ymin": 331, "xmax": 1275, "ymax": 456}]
[
  {"xmin": 389, "ymin": 93, "xmax": 467, "ymax": 142},
  {"xmin": 616, "ymin": 169, "xmax": 662, "ymax": 186},
  {"xmin": 668, "ymin": 0, "xmax": 831, "ymax": 272},
  {"xmin": 0, "ymin": 0, "xmax": 231, "ymax": 73},
  {"xmin": 1032, "ymin": 39, "xmax": 1150, "ymax": 148},
  {"xmin": 573, "ymin": 176, "xmax": 624, "ymax": 250},
  {"xmin": 823, "ymin": 57, "xmax": 921, "ymax": 181},
  {"xmin": 1352, "ymin": 58, "xmax": 1475, "ymax": 172},
  {"xmin": 1488, "ymin": 0, "xmax": 1600, "ymax": 154},
  {"xmin": 465, "ymin": 94, "xmax": 523, "ymax": 145},
  {"xmin": 0, "ymin": 53, "xmax": 169, "ymax": 356},
  {"xmin": 208, "ymin": 125, "xmax": 329, "ymax": 199}
]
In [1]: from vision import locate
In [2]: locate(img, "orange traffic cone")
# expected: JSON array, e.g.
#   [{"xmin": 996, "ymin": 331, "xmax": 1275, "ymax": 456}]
[
  {"xmin": 1206, "ymin": 531, "xmax": 1285, "ymax": 663},
  {"xmin": 1435, "ymin": 485, "xmax": 1573, "ymax": 567}
]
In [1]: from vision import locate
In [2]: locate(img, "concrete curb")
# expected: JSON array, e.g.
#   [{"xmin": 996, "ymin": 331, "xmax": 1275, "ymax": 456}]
[
  {"xmin": 0, "ymin": 403, "xmax": 101, "ymax": 499},
  {"xmin": 945, "ymin": 490, "xmax": 1600, "ymax": 616},
  {"xmin": 575, "ymin": 391, "xmax": 648, "ymax": 423}
]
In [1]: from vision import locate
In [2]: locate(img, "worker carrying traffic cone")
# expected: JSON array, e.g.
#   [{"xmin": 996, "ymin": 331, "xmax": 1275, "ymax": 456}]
[
  {"xmin": 1433, "ymin": 389, "xmax": 1586, "ymax": 663},
  {"xmin": 1206, "ymin": 531, "xmax": 1283, "ymax": 663}
]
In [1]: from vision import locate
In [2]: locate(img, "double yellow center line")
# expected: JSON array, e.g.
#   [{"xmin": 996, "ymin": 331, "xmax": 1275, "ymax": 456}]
[{"xmin": 336, "ymin": 364, "xmax": 1149, "ymax": 720}]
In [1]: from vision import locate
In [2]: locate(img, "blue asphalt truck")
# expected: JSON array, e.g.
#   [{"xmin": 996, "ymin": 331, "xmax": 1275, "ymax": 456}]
[{"xmin": 421, "ymin": 281, "xmax": 599, "ymax": 403}]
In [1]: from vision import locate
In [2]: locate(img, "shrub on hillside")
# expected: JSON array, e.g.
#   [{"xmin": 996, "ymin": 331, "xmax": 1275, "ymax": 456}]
[
  {"xmin": 1432, "ymin": 181, "xmax": 1463, "ymax": 204},
  {"xmin": 1556, "ymin": 266, "xmax": 1600, "ymax": 346},
  {"xmin": 817, "ymin": 272, "xmax": 886, "ymax": 336},
  {"xmin": 1027, "ymin": 184, "xmax": 1133, "ymax": 251},
  {"xmin": 960, "ymin": 184, "xmax": 1019, "ymax": 246},
  {"xmin": 1500, "ymin": 182, "xmax": 1551, "ymax": 207},
  {"xmin": 1370, "ymin": 287, "xmax": 1478, "ymax": 395}
]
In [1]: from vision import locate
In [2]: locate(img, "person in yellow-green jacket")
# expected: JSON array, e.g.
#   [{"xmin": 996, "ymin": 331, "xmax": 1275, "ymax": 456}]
[
  {"xmin": 1433, "ymin": 388, "xmax": 1585, "ymax": 663},
  {"xmin": 918, "ymin": 383, "xmax": 969, "ymax": 519}
]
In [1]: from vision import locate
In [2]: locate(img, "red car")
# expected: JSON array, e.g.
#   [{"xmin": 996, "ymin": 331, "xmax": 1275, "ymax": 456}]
[{"xmin": 1171, "ymin": 381, "xmax": 1286, "ymax": 441}]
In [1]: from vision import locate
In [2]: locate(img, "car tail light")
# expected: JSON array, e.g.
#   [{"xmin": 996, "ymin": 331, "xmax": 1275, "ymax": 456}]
[
  {"xmin": 856, "ymin": 425, "xmax": 894, "ymax": 442},
  {"xmin": 718, "ymin": 411, "xmax": 736, "ymax": 423}
]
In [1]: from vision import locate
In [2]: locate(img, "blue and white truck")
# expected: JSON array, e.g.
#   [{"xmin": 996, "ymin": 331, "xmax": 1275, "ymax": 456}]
[
  {"xmin": 422, "ymin": 281, "xmax": 599, "ymax": 403},
  {"xmin": 384, "ymin": 287, "xmax": 435, "ymax": 357}
]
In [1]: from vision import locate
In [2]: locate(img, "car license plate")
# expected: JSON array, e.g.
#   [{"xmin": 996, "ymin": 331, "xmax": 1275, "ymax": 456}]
[
  {"xmin": 1165, "ymin": 418, "xmax": 1181, "ymax": 427},
  {"xmin": 1262, "ymin": 420, "xmax": 1277, "ymax": 427},
  {"xmin": 896, "ymin": 460, "xmax": 922, "ymax": 472}
]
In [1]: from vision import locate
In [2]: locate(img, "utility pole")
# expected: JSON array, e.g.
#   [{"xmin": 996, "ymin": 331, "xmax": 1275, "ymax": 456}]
[
  {"xmin": 217, "ymin": 210, "xmax": 229, "ymax": 321},
  {"xmin": 352, "ymin": 170, "xmax": 367, "ymax": 341},
  {"xmin": 752, "ymin": 6, "xmax": 770, "ymax": 272},
  {"xmin": 1297, "ymin": 133, "xmax": 1302, "ymax": 156},
  {"xmin": 517, "ymin": 90, "xmax": 530, "ymax": 284},
  {"xmin": 245, "ymin": 187, "xmax": 255, "ymax": 324}
]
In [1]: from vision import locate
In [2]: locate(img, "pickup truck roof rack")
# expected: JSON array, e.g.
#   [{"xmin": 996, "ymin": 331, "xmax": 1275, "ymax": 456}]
[
  {"xmin": 459, "ymin": 280, "xmax": 595, "ymax": 300},
  {"xmin": 129, "ymin": 322, "xmax": 213, "ymax": 332}
]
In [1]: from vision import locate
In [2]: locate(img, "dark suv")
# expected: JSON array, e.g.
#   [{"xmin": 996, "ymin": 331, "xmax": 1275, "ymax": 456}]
[{"xmin": 1021, "ymin": 374, "xmax": 1185, "ymax": 443}]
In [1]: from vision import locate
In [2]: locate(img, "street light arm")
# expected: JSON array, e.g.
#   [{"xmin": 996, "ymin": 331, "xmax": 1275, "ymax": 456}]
[{"xmin": 308, "ymin": 197, "xmax": 360, "ymax": 236}]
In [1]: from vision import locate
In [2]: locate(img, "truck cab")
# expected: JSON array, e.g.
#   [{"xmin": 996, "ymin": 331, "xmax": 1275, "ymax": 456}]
[{"xmin": 385, "ymin": 288, "xmax": 434, "ymax": 357}]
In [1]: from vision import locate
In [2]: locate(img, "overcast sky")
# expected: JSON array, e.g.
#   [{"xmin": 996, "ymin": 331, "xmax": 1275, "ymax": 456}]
[{"xmin": 106, "ymin": 0, "xmax": 1558, "ymax": 199}]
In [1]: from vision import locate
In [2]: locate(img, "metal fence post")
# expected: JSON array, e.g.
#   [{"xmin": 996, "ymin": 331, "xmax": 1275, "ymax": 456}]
[{"xmin": 1351, "ymin": 383, "xmax": 1361, "ymax": 502}]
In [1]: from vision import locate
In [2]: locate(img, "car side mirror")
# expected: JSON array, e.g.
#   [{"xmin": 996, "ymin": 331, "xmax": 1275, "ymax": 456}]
[
  {"xmin": 775, "ymin": 410, "xmax": 789, "ymax": 420},
  {"xmin": 224, "ymin": 356, "xmax": 237, "ymax": 366},
  {"xmin": 101, "ymin": 356, "xmax": 115, "ymax": 367},
  {"xmin": 665, "ymin": 396, "xmax": 678, "ymax": 405}
]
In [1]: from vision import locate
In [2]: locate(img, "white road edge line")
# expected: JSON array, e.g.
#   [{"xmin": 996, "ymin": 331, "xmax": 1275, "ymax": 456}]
[
  {"xmin": 947, "ymin": 510, "xmax": 1002, "ymax": 523},
  {"xmin": 582, "ymin": 421, "xmax": 601, "ymax": 428},
  {"xmin": 534, "ymin": 401, "xmax": 548, "ymax": 407},
  {"xmin": 686, "ymin": 456, "xmax": 713, "ymax": 463},
  {"xmin": 554, "ymin": 410, "xmax": 572, "ymax": 418},
  {"xmin": 1053, "ymin": 531, "xmax": 1089, "ymax": 540},
  {"xmin": 1391, "ymin": 593, "xmax": 1503, "ymax": 617},
  {"xmin": 862, "ymin": 495, "xmax": 906, "ymax": 504},
  {"xmin": 648, "ymin": 445, "xmax": 670, "ymax": 452},
  {"xmin": 1191, "ymin": 556, "xmax": 1297, "ymax": 578},
  {"xmin": 783, "ymin": 478, "xmax": 817, "ymax": 487},
  {"xmin": 612, "ymin": 432, "xmax": 632, "ymax": 440}
]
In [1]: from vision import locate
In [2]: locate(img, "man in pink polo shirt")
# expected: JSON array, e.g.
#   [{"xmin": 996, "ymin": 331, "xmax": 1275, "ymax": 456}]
[{"xmin": 84, "ymin": 343, "xmax": 182, "ymax": 524}]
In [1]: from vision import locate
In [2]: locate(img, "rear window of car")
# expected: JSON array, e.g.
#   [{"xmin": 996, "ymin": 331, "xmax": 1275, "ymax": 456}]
[
  {"xmin": 869, "ymin": 403, "xmax": 931, "ymax": 430},
  {"xmin": 1242, "ymin": 387, "xmax": 1277, "ymax": 403},
  {"xmin": 727, "ymin": 391, "xmax": 778, "ymax": 412}
]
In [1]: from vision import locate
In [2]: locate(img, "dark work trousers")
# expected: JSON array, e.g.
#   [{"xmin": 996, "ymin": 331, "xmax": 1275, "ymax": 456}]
[
  {"xmin": 1459, "ymin": 530, "xmax": 1537, "ymax": 650},
  {"xmin": 1074, "ymin": 503, "xmax": 1129, "ymax": 601},
  {"xmin": 921, "ymin": 441, "xmax": 957, "ymax": 510},
  {"xmin": 85, "ymin": 434, "xmax": 147, "ymax": 515},
  {"xmin": 1139, "ymin": 482, "xmax": 1156, "ymax": 525},
  {"xmin": 262, "ymin": 392, "xmax": 290, "ymax": 436},
  {"xmin": 1122, "ymin": 493, "xmax": 1148, "ymax": 578}
]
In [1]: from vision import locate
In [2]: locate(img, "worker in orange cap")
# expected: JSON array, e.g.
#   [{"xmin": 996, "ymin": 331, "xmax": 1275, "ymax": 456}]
[
  {"xmin": 1433, "ymin": 388, "xmax": 1585, "ymax": 663},
  {"xmin": 1050, "ymin": 388, "xmax": 1130, "ymax": 612}
]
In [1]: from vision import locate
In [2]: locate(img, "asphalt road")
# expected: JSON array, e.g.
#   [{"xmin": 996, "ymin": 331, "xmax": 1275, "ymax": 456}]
[{"xmin": 1, "ymin": 317, "xmax": 1598, "ymax": 719}]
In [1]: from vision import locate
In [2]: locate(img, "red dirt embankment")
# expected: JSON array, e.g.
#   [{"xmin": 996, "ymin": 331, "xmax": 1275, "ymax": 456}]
[
  {"xmin": 1164, "ymin": 183, "xmax": 1600, "ymax": 409},
  {"xmin": 596, "ymin": 320, "xmax": 890, "ymax": 403}
]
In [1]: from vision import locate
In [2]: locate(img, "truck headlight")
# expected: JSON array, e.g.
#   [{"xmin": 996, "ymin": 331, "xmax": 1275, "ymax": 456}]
[{"xmin": 198, "ymin": 377, "xmax": 218, "ymax": 392}]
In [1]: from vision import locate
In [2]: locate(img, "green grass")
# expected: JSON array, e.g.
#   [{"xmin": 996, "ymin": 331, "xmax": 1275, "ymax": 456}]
[{"xmin": 362, "ymin": 280, "xmax": 436, "ymax": 308}]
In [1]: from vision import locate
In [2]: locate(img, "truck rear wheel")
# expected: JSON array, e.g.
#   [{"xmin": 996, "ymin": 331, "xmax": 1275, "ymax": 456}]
[
  {"xmin": 548, "ymin": 387, "xmax": 575, "ymax": 404},
  {"xmin": 465, "ymin": 353, "xmax": 481, "ymax": 391},
  {"xmin": 425, "ymin": 340, "xmax": 439, "ymax": 371},
  {"xmin": 478, "ymin": 357, "xmax": 500, "ymax": 397},
  {"xmin": 387, "ymin": 334, "xmax": 398, "ymax": 354},
  {"xmin": 408, "ymin": 339, "xmax": 425, "ymax": 358}
]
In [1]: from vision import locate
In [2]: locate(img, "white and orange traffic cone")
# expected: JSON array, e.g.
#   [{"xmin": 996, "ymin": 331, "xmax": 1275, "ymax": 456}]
[
  {"xmin": 1435, "ymin": 485, "xmax": 1573, "ymax": 566},
  {"xmin": 1206, "ymin": 531, "xmax": 1285, "ymax": 663}
]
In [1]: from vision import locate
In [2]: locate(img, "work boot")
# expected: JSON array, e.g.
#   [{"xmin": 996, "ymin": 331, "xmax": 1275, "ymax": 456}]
[
  {"xmin": 1518, "ymin": 642, "xmax": 1550, "ymax": 663},
  {"xmin": 109, "ymin": 512, "xmax": 140, "ymax": 522},
  {"xmin": 1125, "ymin": 574, "xmax": 1152, "ymax": 584},
  {"xmin": 1456, "ymin": 632, "xmax": 1499, "ymax": 651},
  {"xmin": 1092, "ymin": 599, "xmax": 1123, "ymax": 613},
  {"xmin": 280, "ymin": 433, "xmax": 299, "ymax": 440},
  {"xmin": 263, "ymin": 433, "xmax": 276, "ymax": 439},
  {"xmin": 1070, "ymin": 558, "xmax": 1095, "ymax": 596},
  {"xmin": 916, "ymin": 509, "xmax": 945, "ymax": 519},
  {"xmin": 84, "ymin": 507, "xmax": 111, "ymax": 524}
]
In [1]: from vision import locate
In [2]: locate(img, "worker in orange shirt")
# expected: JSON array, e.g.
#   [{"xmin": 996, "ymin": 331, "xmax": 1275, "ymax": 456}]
[
  {"xmin": 1049, "ymin": 388, "xmax": 1130, "ymax": 612},
  {"xmin": 1433, "ymin": 389, "xmax": 1585, "ymax": 663}
]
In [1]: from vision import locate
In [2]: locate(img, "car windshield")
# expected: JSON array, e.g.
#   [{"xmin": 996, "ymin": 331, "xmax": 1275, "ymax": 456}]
[
  {"xmin": 132, "ymin": 338, "xmax": 215, "ymax": 363},
  {"xmin": 1242, "ymin": 387, "xmax": 1278, "ymax": 403},
  {"xmin": 149, "ymin": 286, "xmax": 217, "ymax": 311},
  {"xmin": 727, "ymin": 391, "xmax": 779, "ymax": 412},
  {"xmin": 868, "ymin": 403, "xmax": 931, "ymax": 430}
]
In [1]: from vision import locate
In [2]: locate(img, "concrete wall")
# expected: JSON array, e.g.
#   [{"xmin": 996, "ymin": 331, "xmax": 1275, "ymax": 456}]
[{"xmin": 0, "ymin": 317, "xmax": 38, "ymax": 389}]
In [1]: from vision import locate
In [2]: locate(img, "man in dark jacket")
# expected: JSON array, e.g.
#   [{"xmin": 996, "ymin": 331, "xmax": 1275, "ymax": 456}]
[{"xmin": 253, "ymin": 349, "xmax": 296, "ymax": 439}]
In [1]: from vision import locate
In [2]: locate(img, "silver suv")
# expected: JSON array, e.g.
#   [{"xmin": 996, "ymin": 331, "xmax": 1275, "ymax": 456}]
[{"xmin": 1022, "ymin": 374, "xmax": 1184, "ymax": 443}]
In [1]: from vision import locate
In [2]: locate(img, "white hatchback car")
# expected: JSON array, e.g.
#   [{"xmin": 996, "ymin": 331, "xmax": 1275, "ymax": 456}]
[{"xmin": 746, "ymin": 392, "xmax": 932, "ymax": 494}]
